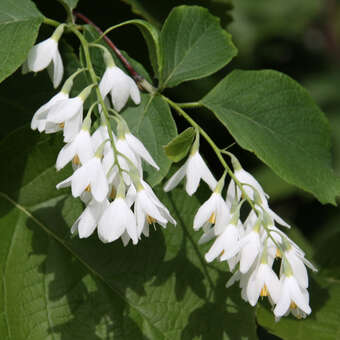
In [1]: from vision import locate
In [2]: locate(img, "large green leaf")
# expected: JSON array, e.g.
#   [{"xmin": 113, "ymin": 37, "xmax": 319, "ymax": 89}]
[
  {"xmin": 159, "ymin": 5, "xmax": 237, "ymax": 89},
  {"xmin": 0, "ymin": 0, "xmax": 44, "ymax": 83},
  {"xmin": 201, "ymin": 69, "xmax": 340, "ymax": 204},
  {"xmin": 0, "ymin": 127, "xmax": 258, "ymax": 339},
  {"xmin": 121, "ymin": 93, "xmax": 177, "ymax": 186}
]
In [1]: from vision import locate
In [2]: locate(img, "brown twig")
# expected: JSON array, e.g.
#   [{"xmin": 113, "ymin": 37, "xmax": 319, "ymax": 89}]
[{"xmin": 73, "ymin": 11, "xmax": 144, "ymax": 83}]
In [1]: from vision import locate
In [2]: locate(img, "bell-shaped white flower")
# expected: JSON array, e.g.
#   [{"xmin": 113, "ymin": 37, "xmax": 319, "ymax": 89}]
[
  {"xmin": 134, "ymin": 180, "xmax": 176, "ymax": 235},
  {"xmin": 56, "ymin": 117, "xmax": 94, "ymax": 170},
  {"xmin": 26, "ymin": 25, "xmax": 64, "ymax": 88},
  {"xmin": 221, "ymin": 220, "xmax": 262, "ymax": 273},
  {"xmin": 71, "ymin": 199, "xmax": 109, "ymax": 238},
  {"xmin": 205, "ymin": 222, "xmax": 239, "ymax": 263},
  {"xmin": 193, "ymin": 183, "xmax": 229, "ymax": 231},
  {"xmin": 98, "ymin": 196, "xmax": 138, "ymax": 244},
  {"xmin": 31, "ymin": 92, "xmax": 68, "ymax": 132},
  {"xmin": 283, "ymin": 244, "xmax": 317, "ymax": 289},
  {"xmin": 164, "ymin": 149, "xmax": 217, "ymax": 196},
  {"xmin": 274, "ymin": 275, "xmax": 311, "ymax": 318},
  {"xmin": 246, "ymin": 261, "xmax": 281, "ymax": 306},
  {"xmin": 46, "ymin": 85, "xmax": 94, "ymax": 142},
  {"xmin": 99, "ymin": 50, "xmax": 140, "ymax": 111},
  {"xmin": 57, "ymin": 151, "xmax": 109, "ymax": 202},
  {"xmin": 47, "ymin": 96, "xmax": 83, "ymax": 125}
]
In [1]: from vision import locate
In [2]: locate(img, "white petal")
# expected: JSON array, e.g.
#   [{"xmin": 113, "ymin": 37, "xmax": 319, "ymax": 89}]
[
  {"xmin": 71, "ymin": 161, "xmax": 94, "ymax": 197},
  {"xmin": 125, "ymin": 133, "xmax": 159, "ymax": 170},
  {"xmin": 194, "ymin": 153, "xmax": 217, "ymax": 191},
  {"xmin": 56, "ymin": 141, "xmax": 77, "ymax": 170},
  {"xmin": 98, "ymin": 200, "xmax": 126, "ymax": 243},
  {"xmin": 110, "ymin": 73, "xmax": 131, "ymax": 111},
  {"xmin": 27, "ymin": 39, "xmax": 57, "ymax": 72},
  {"xmin": 138, "ymin": 191, "xmax": 167, "ymax": 224},
  {"xmin": 63, "ymin": 112, "xmax": 82, "ymax": 143},
  {"xmin": 128, "ymin": 77, "xmax": 141, "ymax": 104},
  {"xmin": 76, "ymin": 130, "xmax": 95, "ymax": 163},
  {"xmin": 205, "ymin": 234, "xmax": 226, "ymax": 262},
  {"xmin": 274, "ymin": 285, "xmax": 291, "ymax": 317},
  {"xmin": 163, "ymin": 163, "xmax": 186, "ymax": 192},
  {"xmin": 240, "ymin": 233, "xmax": 261, "ymax": 273},
  {"xmin": 90, "ymin": 159, "xmax": 109, "ymax": 202},
  {"xmin": 99, "ymin": 67, "xmax": 114, "ymax": 99},
  {"xmin": 78, "ymin": 200, "xmax": 107, "ymax": 238},
  {"xmin": 185, "ymin": 154, "xmax": 202, "ymax": 196},
  {"xmin": 51, "ymin": 48, "xmax": 64, "ymax": 88},
  {"xmin": 193, "ymin": 193, "xmax": 217, "ymax": 230},
  {"xmin": 47, "ymin": 97, "xmax": 83, "ymax": 123}
]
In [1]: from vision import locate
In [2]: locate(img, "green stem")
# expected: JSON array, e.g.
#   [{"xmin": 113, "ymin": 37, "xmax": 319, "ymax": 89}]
[
  {"xmin": 163, "ymin": 95, "xmax": 256, "ymax": 212},
  {"xmin": 43, "ymin": 17, "xmax": 61, "ymax": 27},
  {"xmin": 177, "ymin": 102, "xmax": 202, "ymax": 109},
  {"xmin": 70, "ymin": 26, "xmax": 124, "ymax": 177}
]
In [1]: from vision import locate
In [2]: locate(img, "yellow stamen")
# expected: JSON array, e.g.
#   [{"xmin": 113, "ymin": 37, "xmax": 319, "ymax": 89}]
[
  {"xmin": 209, "ymin": 212, "xmax": 216, "ymax": 224},
  {"xmin": 59, "ymin": 122, "xmax": 65, "ymax": 128},
  {"xmin": 110, "ymin": 187, "xmax": 116, "ymax": 200},
  {"xmin": 146, "ymin": 215, "xmax": 156, "ymax": 224},
  {"xmin": 85, "ymin": 184, "xmax": 91, "ymax": 192},
  {"xmin": 73, "ymin": 155, "xmax": 81, "ymax": 165},
  {"xmin": 276, "ymin": 248, "xmax": 282, "ymax": 258},
  {"xmin": 290, "ymin": 301, "xmax": 297, "ymax": 309},
  {"xmin": 220, "ymin": 250, "xmax": 224, "ymax": 256},
  {"xmin": 260, "ymin": 284, "xmax": 269, "ymax": 297}
]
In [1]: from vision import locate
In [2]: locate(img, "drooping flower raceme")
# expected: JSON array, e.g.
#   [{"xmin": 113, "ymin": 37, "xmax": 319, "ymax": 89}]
[
  {"xmin": 164, "ymin": 144, "xmax": 317, "ymax": 320},
  {"xmin": 28, "ymin": 42, "xmax": 175, "ymax": 247},
  {"xmin": 25, "ymin": 24, "xmax": 65, "ymax": 88}
]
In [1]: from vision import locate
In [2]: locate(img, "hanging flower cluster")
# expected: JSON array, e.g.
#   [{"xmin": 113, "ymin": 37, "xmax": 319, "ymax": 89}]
[
  {"xmin": 25, "ymin": 24, "xmax": 317, "ymax": 321},
  {"xmin": 26, "ymin": 25, "xmax": 175, "ymax": 246},
  {"xmin": 165, "ymin": 140, "xmax": 317, "ymax": 320}
]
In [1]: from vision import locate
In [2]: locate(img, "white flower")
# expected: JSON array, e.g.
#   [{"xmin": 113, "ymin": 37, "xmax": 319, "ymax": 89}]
[
  {"xmin": 234, "ymin": 168, "xmax": 290, "ymax": 228},
  {"xmin": 205, "ymin": 222, "xmax": 239, "ymax": 263},
  {"xmin": 164, "ymin": 150, "xmax": 217, "ymax": 196},
  {"xmin": 193, "ymin": 192, "xmax": 228, "ymax": 231},
  {"xmin": 57, "ymin": 156, "xmax": 109, "ymax": 202},
  {"xmin": 246, "ymin": 263, "xmax": 281, "ymax": 306},
  {"xmin": 71, "ymin": 199, "xmax": 109, "ymax": 238},
  {"xmin": 31, "ymin": 92, "xmax": 68, "ymax": 132},
  {"xmin": 134, "ymin": 181, "xmax": 176, "ymax": 235},
  {"xmin": 284, "ymin": 246, "xmax": 317, "ymax": 289},
  {"xmin": 99, "ymin": 65, "xmax": 140, "ymax": 111},
  {"xmin": 26, "ymin": 25, "xmax": 64, "ymax": 88},
  {"xmin": 46, "ymin": 96, "xmax": 83, "ymax": 125},
  {"xmin": 56, "ymin": 127, "xmax": 94, "ymax": 170},
  {"xmin": 98, "ymin": 197, "xmax": 138, "ymax": 244},
  {"xmin": 274, "ymin": 275, "xmax": 311, "ymax": 318},
  {"xmin": 221, "ymin": 227, "xmax": 262, "ymax": 273}
]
